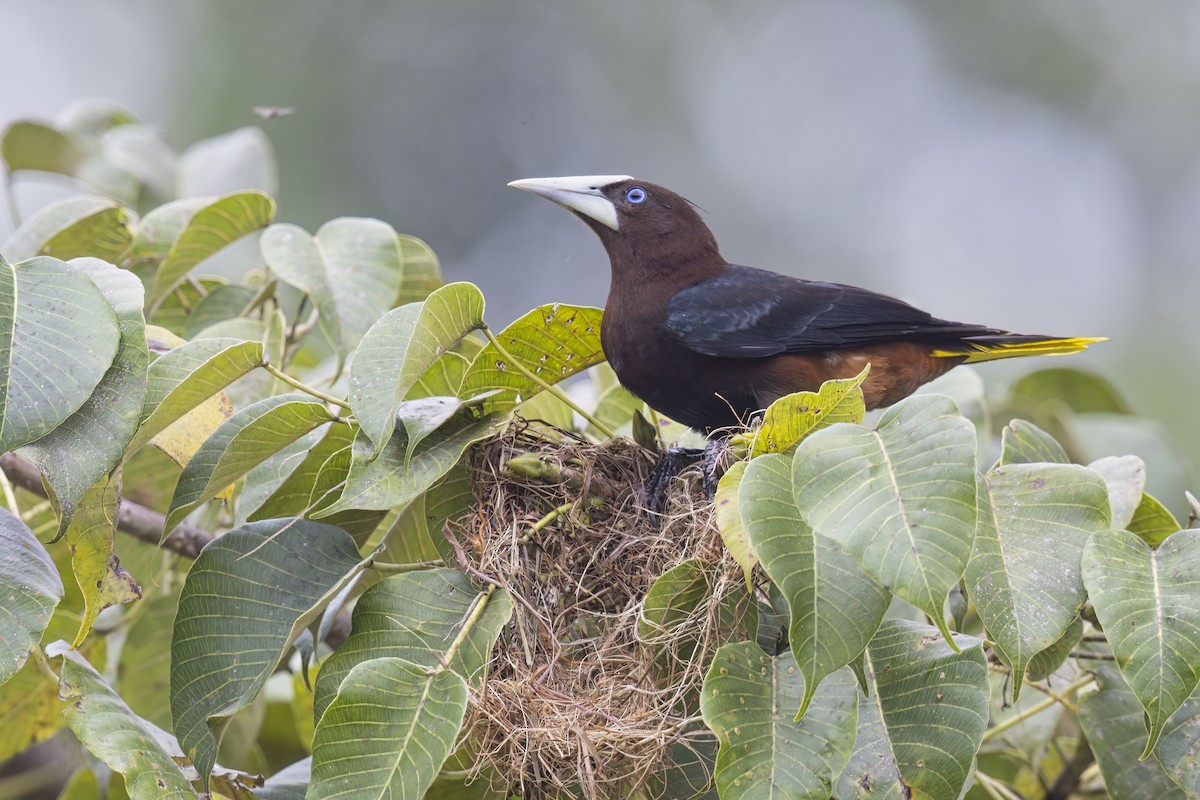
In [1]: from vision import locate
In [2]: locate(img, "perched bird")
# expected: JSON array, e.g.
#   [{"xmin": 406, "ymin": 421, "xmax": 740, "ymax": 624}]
[{"xmin": 510, "ymin": 175, "xmax": 1103, "ymax": 432}]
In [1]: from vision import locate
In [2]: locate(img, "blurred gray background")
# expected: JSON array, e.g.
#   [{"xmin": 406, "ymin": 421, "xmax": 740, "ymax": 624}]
[{"xmin": 2, "ymin": 0, "xmax": 1196, "ymax": 491}]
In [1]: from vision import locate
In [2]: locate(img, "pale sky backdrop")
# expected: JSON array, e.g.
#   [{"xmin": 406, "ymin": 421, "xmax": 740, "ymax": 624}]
[{"xmin": 3, "ymin": 0, "xmax": 1197, "ymax": 499}]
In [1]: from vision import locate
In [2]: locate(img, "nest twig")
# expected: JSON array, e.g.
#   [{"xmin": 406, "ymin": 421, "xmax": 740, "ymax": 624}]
[{"xmin": 445, "ymin": 419, "xmax": 751, "ymax": 799}]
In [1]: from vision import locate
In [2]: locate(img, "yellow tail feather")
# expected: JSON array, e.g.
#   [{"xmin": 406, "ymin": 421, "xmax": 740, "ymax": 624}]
[{"xmin": 931, "ymin": 336, "xmax": 1107, "ymax": 364}]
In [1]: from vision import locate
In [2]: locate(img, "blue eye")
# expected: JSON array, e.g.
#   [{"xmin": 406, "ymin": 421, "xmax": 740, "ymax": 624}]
[{"xmin": 625, "ymin": 186, "xmax": 647, "ymax": 204}]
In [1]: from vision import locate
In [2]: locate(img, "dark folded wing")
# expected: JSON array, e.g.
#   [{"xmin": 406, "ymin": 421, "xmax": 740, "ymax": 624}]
[{"xmin": 663, "ymin": 265, "xmax": 1001, "ymax": 358}]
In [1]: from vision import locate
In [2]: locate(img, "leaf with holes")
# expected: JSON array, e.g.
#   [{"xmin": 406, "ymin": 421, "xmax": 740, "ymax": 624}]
[
  {"xmin": 0, "ymin": 256, "xmax": 120, "ymax": 453},
  {"xmin": 458, "ymin": 303, "xmax": 605, "ymax": 413},
  {"xmin": 165, "ymin": 394, "xmax": 333, "ymax": 533},
  {"xmin": 1083, "ymin": 528, "xmax": 1200, "ymax": 757},
  {"xmin": 965, "ymin": 464, "xmax": 1110, "ymax": 698},
  {"xmin": 833, "ymin": 620, "xmax": 989, "ymax": 800},
  {"xmin": 314, "ymin": 570, "xmax": 512, "ymax": 722},
  {"xmin": 701, "ymin": 642, "xmax": 858, "ymax": 800},
  {"xmin": 792, "ymin": 394, "xmax": 977, "ymax": 644},
  {"xmin": 741, "ymin": 453, "xmax": 889, "ymax": 721},
  {"xmin": 750, "ymin": 365, "xmax": 867, "ymax": 457},
  {"xmin": 348, "ymin": 282, "xmax": 485, "ymax": 456},
  {"xmin": 261, "ymin": 218, "xmax": 403, "ymax": 371},
  {"xmin": 2, "ymin": 196, "xmax": 132, "ymax": 262},
  {"xmin": 171, "ymin": 519, "xmax": 364, "ymax": 785}
]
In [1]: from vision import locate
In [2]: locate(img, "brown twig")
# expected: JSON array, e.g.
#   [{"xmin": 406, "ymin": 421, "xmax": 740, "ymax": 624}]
[
  {"xmin": 1043, "ymin": 736, "xmax": 1095, "ymax": 800},
  {"xmin": 0, "ymin": 452, "xmax": 212, "ymax": 559}
]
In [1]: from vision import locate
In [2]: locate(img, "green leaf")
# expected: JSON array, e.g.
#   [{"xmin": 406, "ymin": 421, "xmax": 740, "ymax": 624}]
[
  {"xmin": 395, "ymin": 394, "xmax": 498, "ymax": 465},
  {"xmin": 407, "ymin": 352, "xmax": 469, "ymax": 399},
  {"xmin": 1129, "ymin": 492, "xmax": 1181, "ymax": 549},
  {"xmin": 792, "ymin": 394, "xmax": 977, "ymax": 644},
  {"xmin": 309, "ymin": 657, "xmax": 468, "ymax": 800},
  {"xmin": 458, "ymin": 303, "xmax": 605, "ymax": 413},
  {"xmin": 750, "ymin": 366, "xmax": 867, "ymax": 456},
  {"xmin": 1078, "ymin": 664, "xmax": 1189, "ymax": 800},
  {"xmin": 700, "ymin": 642, "xmax": 858, "ymax": 800},
  {"xmin": 260, "ymin": 219, "xmax": 403, "ymax": 371},
  {"xmin": 638, "ymin": 559, "xmax": 713, "ymax": 666},
  {"xmin": 49, "ymin": 644, "xmax": 200, "ymax": 799},
  {"xmin": 1089, "ymin": 454, "xmax": 1147, "ymax": 530},
  {"xmin": 999, "ymin": 419, "xmax": 1069, "ymax": 466},
  {"xmin": 0, "ymin": 508, "xmax": 63, "ymax": 686},
  {"xmin": 64, "ymin": 479, "xmax": 140, "ymax": 647},
  {"xmin": 1009, "ymin": 367, "xmax": 1131, "ymax": 415},
  {"xmin": 134, "ymin": 191, "xmax": 276, "ymax": 312},
  {"xmin": 589, "ymin": 380, "xmax": 642, "ymax": 437},
  {"xmin": 1024, "ymin": 614, "xmax": 1083, "ymax": 682},
  {"xmin": 20, "ymin": 258, "xmax": 147, "ymax": 535},
  {"xmin": 833, "ymin": 620, "xmax": 989, "ymax": 800},
  {"xmin": 116, "ymin": 585, "xmax": 181, "ymax": 730},
  {"xmin": 1, "ymin": 120, "xmax": 81, "ymax": 175},
  {"xmin": 2, "ymin": 196, "xmax": 132, "ymax": 262},
  {"xmin": 165, "ymin": 394, "xmax": 333, "ymax": 532},
  {"xmin": 0, "ymin": 256, "xmax": 121, "ymax": 453},
  {"xmin": 741, "ymin": 453, "xmax": 889, "ymax": 719},
  {"xmin": 396, "ymin": 233, "xmax": 445, "ymax": 305},
  {"xmin": 714, "ymin": 462, "xmax": 756, "ymax": 589},
  {"xmin": 964, "ymin": 463, "xmax": 1110, "ymax": 699},
  {"xmin": 348, "ymin": 282, "xmax": 485, "ymax": 455},
  {"xmin": 126, "ymin": 337, "xmax": 264, "ymax": 456},
  {"xmin": 317, "ymin": 411, "xmax": 507, "ymax": 515},
  {"xmin": 1082, "ymin": 528, "xmax": 1200, "ymax": 757},
  {"xmin": 183, "ymin": 284, "xmax": 259, "ymax": 339},
  {"xmin": 178, "ymin": 127, "xmax": 278, "ymax": 198},
  {"xmin": 1155, "ymin": 692, "xmax": 1200, "ymax": 798},
  {"xmin": 171, "ymin": 519, "xmax": 363, "ymax": 784},
  {"xmin": 246, "ymin": 423, "xmax": 357, "ymax": 521},
  {"xmin": 314, "ymin": 569, "xmax": 512, "ymax": 722}
]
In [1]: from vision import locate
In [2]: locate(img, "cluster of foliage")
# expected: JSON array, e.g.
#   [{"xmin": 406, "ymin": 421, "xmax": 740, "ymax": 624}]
[{"xmin": 1, "ymin": 102, "xmax": 1198, "ymax": 800}]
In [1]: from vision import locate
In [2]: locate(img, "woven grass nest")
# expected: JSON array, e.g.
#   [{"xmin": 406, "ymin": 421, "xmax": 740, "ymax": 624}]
[{"xmin": 442, "ymin": 419, "xmax": 752, "ymax": 799}]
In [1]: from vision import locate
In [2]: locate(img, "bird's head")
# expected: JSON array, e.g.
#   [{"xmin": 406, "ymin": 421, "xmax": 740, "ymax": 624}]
[{"xmin": 508, "ymin": 175, "xmax": 721, "ymax": 280}]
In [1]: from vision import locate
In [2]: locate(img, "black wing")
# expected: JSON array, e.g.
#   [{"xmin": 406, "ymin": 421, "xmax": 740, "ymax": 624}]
[{"xmin": 663, "ymin": 265, "xmax": 1001, "ymax": 358}]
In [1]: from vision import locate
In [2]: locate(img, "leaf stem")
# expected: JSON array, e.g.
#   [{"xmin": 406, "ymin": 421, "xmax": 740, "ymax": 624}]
[
  {"xmin": 0, "ymin": 462, "xmax": 19, "ymax": 514},
  {"xmin": 30, "ymin": 646, "xmax": 59, "ymax": 683},
  {"xmin": 981, "ymin": 672, "xmax": 1096, "ymax": 743},
  {"xmin": 481, "ymin": 325, "xmax": 616, "ymax": 439},
  {"xmin": 368, "ymin": 559, "xmax": 443, "ymax": 574},
  {"xmin": 261, "ymin": 362, "xmax": 352, "ymax": 411},
  {"xmin": 438, "ymin": 584, "xmax": 497, "ymax": 672}
]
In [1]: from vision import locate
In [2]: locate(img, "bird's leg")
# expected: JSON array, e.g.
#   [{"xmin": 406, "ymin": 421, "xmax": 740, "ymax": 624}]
[
  {"xmin": 640, "ymin": 447, "xmax": 704, "ymax": 513},
  {"xmin": 700, "ymin": 436, "xmax": 731, "ymax": 501}
]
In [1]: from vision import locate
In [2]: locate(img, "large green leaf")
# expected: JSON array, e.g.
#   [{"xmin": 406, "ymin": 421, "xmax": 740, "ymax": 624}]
[
  {"xmin": 458, "ymin": 303, "xmax": 605, "ymax": 413},
  {"xmin": 183, "ymin": 284, "xmax": 259, "ymax": 339},
  {"xmin": 792, "ymin": 394, "xmax": 977, "ymax": 643},
  {"xmin": 1129, "ymin": 492, "xmax": 1181, "ymax": 549},
  {"xmin": 116, "ymin": 585, "xmax": 181, "ymax": 730},
  {"xmin": 1078, "ymin": 664, "xmax": 1189, "ymax": 800},
  {"xmin": 314, "ymin": 569, "xmax": 512, "ymax": 722},
  {"xmin": 245, "ymin": 423, "xmax": 357, "ymax": 521},
  {"xmin": 741, "ymin": 453, "xmax": 888, "ymax": 719},
  {"xmin": 1082, "ymin": 528, "xmax": 1200, "ymax": 756},
  {"xmin": 260, "ymin": 218, "xmax": 403, "ymax": 370},
  {"xmin": 126, "ymin": 337, "xmax": 263, "ymax": 456},
  {"xmin": 964, "ymin": 463, "xmax": 1110, "ymax": 698},
  {"xmin": 639, "ymin": 559, "xmax": 714, "ymax": 670},
  {"xmin": 833, "ymin": 620, "xmax": 989, "ymax": 800},
  {"xmin": 171, "ymin": 519, "xmax": 364, "ymax": 785},
  {"xmin": 63, "ymin": 479, "xmax": 140, "ymax": 647},
  {"xmin": 396, "ymin": 233, "xmax": 444, "ymax": 305},
  {"xmin": 19, "ymin": 259, "xmax": 145, "ymax": 533},
  {"xmin": 1, "ymin": 120, "xmax": 81, "ymax": 175},
  {"xmin": 132, "ymin": 192, "xmax": 275, "ymax": 312},
  {"xmin": 49, "ymin": 644, "xmax": 200, "ymax": 799},
  {"xmin": 0, "ymin": 508, "xmax": 63, "ymax": 686},
  {"xmin": 407, "ymin": 352, "xmax": 469, "ymax": 399},
  {"xmin": 317, "ymin": 411, "xmax": 507, "ymax": 515},
  {"xmin": 1009, "ymin": 367, "xmax": 1131, "ymax": 415},
  {"xmin": 700, "ymin": 642, "xmax": 858, "ymax": 800},
  {"xmin": 164, "ymin": 394, "xmax": 333, "ymax": 532},
  {"xmin": 750, "ymin": 366, "xmax": 867, "ymax": 457},
  {"xmin": 714, "ymin": 462, "xmax": 756, "ymax": 589},
  {"xmin": 1089, "ymin": 455, "xmax": 1146, "ymax": 530},
  {"xmin": 0, "ymin": 256, "xmax": 120, "ymax": 453},
  {"xmin": 348, "ymin": 282, "xmax": 486, "ymax": 455},
  {"xmin": 2, "ymin": 196, "xmax": 132, "ymax": 262},
  {"xmin": 309, "ymin": 657, "xmax": 468, "ymax": 800},
  {"xmin": 998, "ymin": 419, "xmax": 1069, "ymax": 466},
  {"xmin": 1155, "ymin": 692, "xmax": 1200, "ymax": 798}
]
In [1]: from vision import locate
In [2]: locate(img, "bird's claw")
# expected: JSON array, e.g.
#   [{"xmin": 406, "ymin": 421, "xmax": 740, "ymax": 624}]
[{"xmin": 640, "ymin": 447, "xmax": 704, "ymax": 514}]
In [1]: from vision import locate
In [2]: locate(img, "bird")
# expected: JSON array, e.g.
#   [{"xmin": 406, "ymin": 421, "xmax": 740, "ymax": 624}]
[{"xmin": 509, "ymin": 175, "xmax": 1104, "ymax": 499}]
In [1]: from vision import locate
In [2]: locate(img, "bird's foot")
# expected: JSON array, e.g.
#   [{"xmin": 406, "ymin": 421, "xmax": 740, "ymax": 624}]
[
  {"xmin": 640, "ymin": 447, "xmax": 704, "ymax": 514},
  {"xmin": 700, "ymin": 437, "xmax": 732, "ymax": 502}
]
